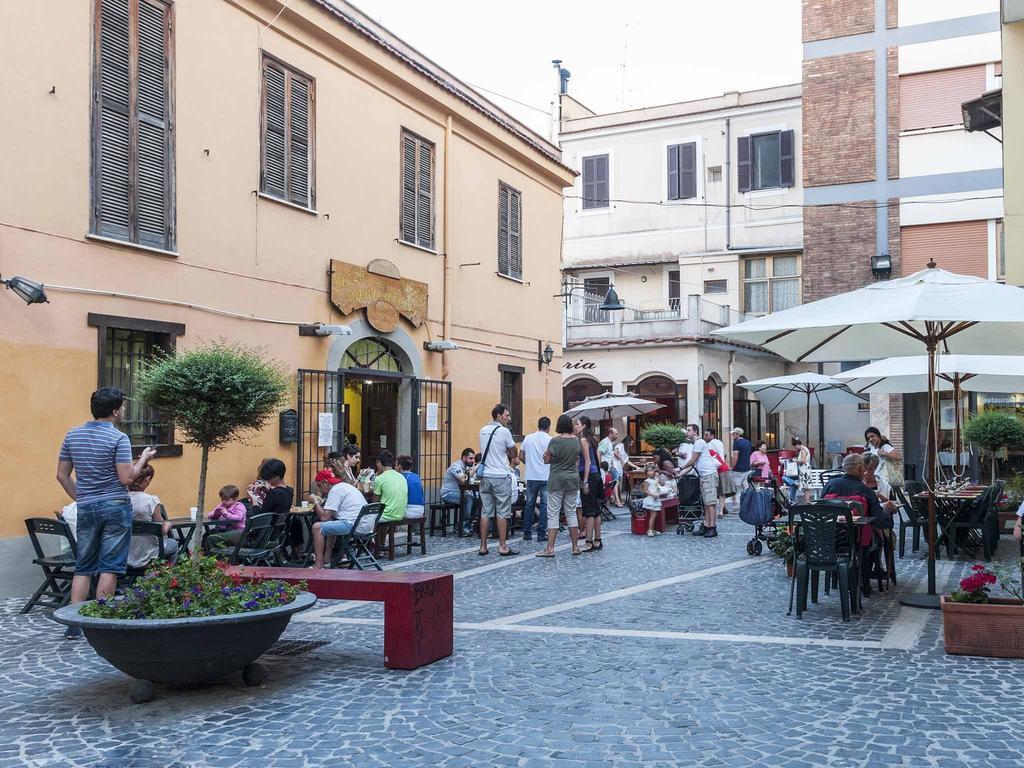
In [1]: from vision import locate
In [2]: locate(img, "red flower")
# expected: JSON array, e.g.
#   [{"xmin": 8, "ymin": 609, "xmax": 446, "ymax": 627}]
[
  {"xmin": 972, "ymin": 564, "xmax": 986, "ymax": 572},
  {"xmin": 169, "ymin": 577, "xmax": 179, "ymax": 588}
]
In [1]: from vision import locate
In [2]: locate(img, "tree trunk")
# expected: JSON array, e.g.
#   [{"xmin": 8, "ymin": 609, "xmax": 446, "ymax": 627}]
[
  {"xmin": 991, "ymin": 454, "xmax": 997, "ymax": 486},
  {"xmin": 192, "ymin": 444, "xmax": 210, "ymax": 562}
]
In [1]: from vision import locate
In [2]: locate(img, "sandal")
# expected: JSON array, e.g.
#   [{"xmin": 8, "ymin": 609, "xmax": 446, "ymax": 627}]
[
  {"xmin": 478, "ymin": 549, "xmax": 489, "ymax": 556},
  {"xmin": 572, "ymin": 548, "xmax": 581, "ymax": 556},
  {"xmin": 499, "ymin": 549, "xmax": 519, "ymax": 557},
  {"xmin": 593, "ymin": 539, "xmax": 603, "ymax": 550},
  {"xmin": 535, "ymin": 551, "xmax": 555, "ymax": 558}
]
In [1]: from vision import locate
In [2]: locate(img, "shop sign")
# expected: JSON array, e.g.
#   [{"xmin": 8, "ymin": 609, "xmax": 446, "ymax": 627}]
[
  {"xmin": 563, "ymin": 359, "xmax": 597, "ymax": 371},
  {"xmin": 330, "ymin": 259, "xmax": 428, "ymax": 333}
]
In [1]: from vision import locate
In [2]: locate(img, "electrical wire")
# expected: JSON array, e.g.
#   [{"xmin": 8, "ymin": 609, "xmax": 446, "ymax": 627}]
[
  {"xmin": 562, "ymin": 193, "xmax": 1004, "ymax": 212},
  {"xmin": 465, "ymin": 82, "xmax": 551, "ymax": 115}
]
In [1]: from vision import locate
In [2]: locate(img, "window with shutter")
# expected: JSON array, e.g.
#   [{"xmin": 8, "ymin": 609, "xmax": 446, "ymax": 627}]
[
  {"xmin": 736, "ymin": 136, "xmax": 752, "ymax": 193},
  {"xmin": 740, "ymin": 130, "xmax": 795, "ymax": 192},
  {"xmin": 92, "ymin": 0, "xmax": 174, "ymax": 251},
  {"xmin": 581, "ymin": 154, "xmax": 609, "ymax": 209},
  {"xmin": 399, "ymin": 130, "xmax": 435, "ymax": 249},
  {"xmin": 667, "ymin": 142, "xmax": 697, "ymax": 200},
  {"xmin": 497, "ymin": 182, "xmax": 522, "ymax": 280},
  {"xmin": 260, "ymin": 55, "xmax": 315, "ymax": 209}
]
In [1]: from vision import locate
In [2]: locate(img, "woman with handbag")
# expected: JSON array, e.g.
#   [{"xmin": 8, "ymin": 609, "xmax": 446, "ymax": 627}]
[
  {"xmin": 865, "ymin": 427, "xmax": 903, "ymax": 488},
  {"xmin": 782, "ymin": 437, "xmax": 813, "ymax": 504}
]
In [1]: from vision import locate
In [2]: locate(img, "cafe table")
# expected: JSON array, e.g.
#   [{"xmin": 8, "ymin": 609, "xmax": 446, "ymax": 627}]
[
  {"xmin": 915, "ymin": 487, "xmax": 985, "ymax": 558},
  {"xmin": 167, "ymin": 517, "xmax": 198, "ymax": 557}
]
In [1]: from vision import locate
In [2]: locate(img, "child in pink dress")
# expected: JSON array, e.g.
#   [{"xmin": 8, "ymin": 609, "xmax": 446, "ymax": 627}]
[{"xmin": 208, "ymin": 485, "xmax": 247, "ymax": 531}]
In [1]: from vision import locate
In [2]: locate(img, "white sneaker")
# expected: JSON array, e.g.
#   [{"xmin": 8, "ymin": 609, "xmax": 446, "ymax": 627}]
[{"xmin": 647, "ymin": 530, "xmax": 655, "ymax": 537}]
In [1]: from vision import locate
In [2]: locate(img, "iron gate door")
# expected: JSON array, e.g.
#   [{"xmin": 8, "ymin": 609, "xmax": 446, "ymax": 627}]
[
  {"xmin": 296, "ymin": 369, "xmax": 347, "ymax": 504},
  {"xmin": 411, "ymin": 378, "xmax": 452, "ymax": 505}
]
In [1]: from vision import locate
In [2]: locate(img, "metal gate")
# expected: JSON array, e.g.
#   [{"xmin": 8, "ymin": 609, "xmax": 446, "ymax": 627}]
[
  {"xmin": 296, "ymin": 369, "xmax": 347, "ymax": 504},
  {"xmin": 411, "ymin": 378, "xmax": 451, "ymax": 506},
  {"xmin": 297, "ymin": 370, "xmax": 452, "ymax": 506}
]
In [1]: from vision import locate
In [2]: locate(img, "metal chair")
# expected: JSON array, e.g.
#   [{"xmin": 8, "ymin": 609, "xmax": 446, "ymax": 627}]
[
  {"xmin": 23, "ymin": 518, "xmax": 78, "ymax": 613},
  {"xmin": 209, "ymin": 513, "xmax": 286, "ymax": 566},
  {"xmin": 121, "ymin": 520, "xmax": 168, "ymax": 583},
  {"xmin": 333, "ymin": 503, "xmax": 385, "ymax": 570}
]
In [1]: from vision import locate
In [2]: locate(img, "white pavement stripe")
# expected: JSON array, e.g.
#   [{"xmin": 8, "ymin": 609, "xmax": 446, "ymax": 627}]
[
  {"xmin": 308, "ymin": 615, "xmax": 885, "ymax": 649},
  {"xmin": 880, "ymin": 607, "xmax": 930, "ymax": 650},
  {"xmin": 482, "ymin": 556, "xmax": 765, "ymax": 627}
]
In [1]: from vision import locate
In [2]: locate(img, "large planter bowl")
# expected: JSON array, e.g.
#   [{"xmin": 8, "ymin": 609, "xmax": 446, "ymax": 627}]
[
  {"xmin": 53, "ymin": 591, "xmax": 316, "ymax": 686},
  {"xmin": 941, "ymin": 595, "xmax": 1024, "ymax": 658}
]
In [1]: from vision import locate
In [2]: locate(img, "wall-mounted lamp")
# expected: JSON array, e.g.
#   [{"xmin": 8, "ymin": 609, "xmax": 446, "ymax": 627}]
[
  {"xmin": 555, "ymin": 281, "xmax": 626, "ymax": 312},
  {"xmin": 538, "ymin": 341, "xmax": 554, "ymax": 371},
  {"xmin": 1, "ymin": 274, "xmax": 48, "ymax": 305},
  {"xmin": 424, "ymin": 339, "xmax": 459, "ymax": 352},
  {"xmin": 298, "ymin": 323, "xmax": 352, "ymax": 336},
  {"xmin": 871, "ymin": 253, "xmax": 892, "ymax": 280}
]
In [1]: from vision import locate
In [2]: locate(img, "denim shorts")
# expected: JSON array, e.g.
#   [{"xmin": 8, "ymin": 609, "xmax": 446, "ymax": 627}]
[
  {"xmin": 319, "ymin": 519, "xmax": 355, "ymax": 536},
  {"xmin": 75, "ymin": 497, "xmax": 133, "ymax": 576}
]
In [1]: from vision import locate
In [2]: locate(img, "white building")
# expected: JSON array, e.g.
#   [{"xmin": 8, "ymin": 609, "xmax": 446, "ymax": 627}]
[{"xmin": 558, "ymin": 84, "xmax": 851, "ymax": 455}]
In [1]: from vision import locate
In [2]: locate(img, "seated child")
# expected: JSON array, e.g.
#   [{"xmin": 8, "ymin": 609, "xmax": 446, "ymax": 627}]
[
  {"xmin": 127, "ymin": 465, "xmax": 178, "ymax": 567},
  {"xmin": 205, "ymin": 484, "xmax": 248, "ymax": 550}
]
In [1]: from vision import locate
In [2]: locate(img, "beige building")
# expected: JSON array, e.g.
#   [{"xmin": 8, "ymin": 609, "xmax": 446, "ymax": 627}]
[
  {"xmin": 1005, "ymin": 0, "xmax": 1024, "ymax": 285},
  {"xmin": 0, "ymin": 0, "xmax": 573, "ymax": 595}
]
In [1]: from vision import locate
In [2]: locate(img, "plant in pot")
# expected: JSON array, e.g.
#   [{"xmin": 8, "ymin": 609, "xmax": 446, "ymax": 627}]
[
  {"xmin": 640, "ymin": 422, "xmax": 687, "ymax": 454},
  {"xmin": 770, "ymin": 527, "xmax": 795, "ymax": 577},
  {"xmin": 941, "ymin": 562, "xmax": 1024, "ymax": 658},
  {"xmin": 963, "ymin": 411, "xmax": 1024, "ymax": 484},
  {"xmin": 53, "ymin": 557, "xmax": 315, "ymax": 701},
  {"xmin": 136, "ymin": 342, "xmax": 290, "ymax": 558}
]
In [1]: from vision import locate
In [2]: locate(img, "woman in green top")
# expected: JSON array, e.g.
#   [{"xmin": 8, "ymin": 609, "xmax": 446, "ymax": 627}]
[{"xmin": 537, "ymin": 414, "xmax": 582, "ymax": 557}]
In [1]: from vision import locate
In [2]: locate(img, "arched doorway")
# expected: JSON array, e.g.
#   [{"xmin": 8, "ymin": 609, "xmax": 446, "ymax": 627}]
[
  {"xmin": 340, "ymin": 337, "xmax": 410, "ymax": 465},
  {"xmin": 563, "ymin": 376, "xmax": 607, "ymax": 413},
  {"xmin": 628, "ymin": 375, "xmax": 685, "ymax": 451},
  {"xmin": 703, "ymin": 375, "xmax": 722, "ymax": 438},
  {"xmin": 733, "ymin": 377, "xmax": 761, "ymax": 441}
]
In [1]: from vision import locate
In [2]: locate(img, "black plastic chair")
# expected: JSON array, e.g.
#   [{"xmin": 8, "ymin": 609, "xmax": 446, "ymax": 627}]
[
  {"xmin": 790, "ymin": 503, "xmax": 858, "ymax": 622},
  {"xmin": 896, "ymin": 484, "xmax": 928, "ymax": 558},
  {"xmin": 210, "ymin": 513, "xmax": 286, "ymax": 566},
  {"xmin": 121, "ymin": 520, "xmax": 168, "ymax": 583},
  {"xmin": 333, "ymin": 503, "xmax": 385, "ymax": 570},
  {"xmin": 23, "ymin": 518, "xmax": 78, "ymax": 613},
  {"xmin": 946, "ymin": 482, "xmax": 1002, "ymax": 560}
]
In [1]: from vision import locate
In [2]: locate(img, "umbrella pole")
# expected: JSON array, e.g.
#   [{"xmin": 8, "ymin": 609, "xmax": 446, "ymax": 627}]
[
  {"xmin": 925, "ymin": 338, "xmax": 938, "ymax": 595},
  {"xmin": 805, "ymin": 390, "xmax": 811, "ymax": 450},
  {"xmin": 953, "ymin": 375, "xmax": 963, "ymax": 478}
]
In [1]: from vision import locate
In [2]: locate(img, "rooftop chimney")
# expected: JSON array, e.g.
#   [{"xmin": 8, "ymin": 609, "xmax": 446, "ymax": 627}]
[{"xmin": 552, "ymin": 59, "xmax": 570, "ymax": 95}]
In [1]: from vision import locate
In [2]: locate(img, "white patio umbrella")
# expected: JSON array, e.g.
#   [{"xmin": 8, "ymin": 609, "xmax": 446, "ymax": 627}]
[
  {"xmin": 712, "ymin": 263, "xmax": 1024, "ymax": 606},
  {"xmin": 563, "ymin": 393, "xmax": 665, "ymax": 421},
  {"xmin": 836, "ymin": 355, "xmax": 1024, "ymax": 476},
  {"xmin": 739, "ymin": 372, "xmax": 867, "ymax": 445}
]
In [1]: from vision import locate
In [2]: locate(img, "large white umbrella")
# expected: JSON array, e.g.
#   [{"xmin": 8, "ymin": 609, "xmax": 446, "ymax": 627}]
[
  {"xmin": 740, "ymin": 373, "xmax": 867, "ymax": 444},
  {"xmin": 563, "ymin": 392, "xmax": 665, "ymax": 421},
  {"xmin": 837, "ymin": 355, "xmax": 1024, "ymax": 476},
  {"xmin": 713, "ymin": 264, "xmax": 1024, "ymax": 605}
]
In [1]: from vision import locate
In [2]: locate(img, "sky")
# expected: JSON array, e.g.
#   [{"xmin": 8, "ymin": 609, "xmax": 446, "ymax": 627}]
[{"xmin": 351, "ymin": 0, "xmax": 803, "ymax": 137}]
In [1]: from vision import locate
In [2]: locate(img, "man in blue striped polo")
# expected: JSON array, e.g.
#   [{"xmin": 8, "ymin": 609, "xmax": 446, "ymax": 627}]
[{"xmin": 56, "ymin": 387, "xmax": 156, "ymax": 639}]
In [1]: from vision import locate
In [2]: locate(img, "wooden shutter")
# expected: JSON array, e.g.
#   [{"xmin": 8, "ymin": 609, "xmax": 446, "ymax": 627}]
[
  {"xmin": 416, "ymin": 140, "xmax": 433, "ymax": 248},
  {"xmin": 780, "ymin": 130, "xmax": 795, "ymax": 188},
  {"xmin": 900, "ymin": 221, "xmax": 989, "ymax": 278},
  {"xmin": 136, "ymin": 0, "xmax": 171, "ymax": 248},
  {"xmin": 900, "ymin": 65, "xmax": 987, "ymax": 131},
  {"xmin": 582, "ymin": 155, "xmax": 596, "ymax": 208},
  {"xmin": 667, "ymin": 144, "xmax": 679, "ymax": 200},
  {"xmin": 594, "ymin": 155, "xmax": 608, "ymax": 207},
  {"xmin": 261, "ymin": 57, "xmax": 314, "ymax": 208},
  {"xmin": 509, "ymin": 188, "xmax": 522, "ymax": 279},
  {"xmin": 497, "ymin": 184, "xmax": 510, "ymax": 276},
  {"xmin": 96, "ymin": 0, "xmax": 132, "ymax": 242},
  {"xmin": 400, "ymin": 133, "xmax": 417, "ymax": 243},
  {"xmin": 680, "ymin": 142, "xmax": 696, "ymax": 199},
  {"xmin": 737, "ymin": 136, "xmax": 752, "ymax": 193},
  {"xmin": 287, "ymin": 76, "xmax": 311, "ymax": 207}
]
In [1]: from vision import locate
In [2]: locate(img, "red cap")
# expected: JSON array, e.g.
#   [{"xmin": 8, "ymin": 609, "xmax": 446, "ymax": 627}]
[{"xmin": 315, "ymin": 469, "xmax": 343, "ymax": 485}]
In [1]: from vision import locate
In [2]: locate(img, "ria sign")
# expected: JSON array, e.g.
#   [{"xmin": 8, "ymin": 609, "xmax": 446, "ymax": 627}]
[{"xmin": 564, "ymin": 360, "xmax": 596, "ymax": 370}]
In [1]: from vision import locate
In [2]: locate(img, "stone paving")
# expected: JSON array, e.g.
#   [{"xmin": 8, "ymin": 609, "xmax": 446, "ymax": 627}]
[{"xmin": 2, "ymin": 512, "xmax": 1023, "ymax": 767}]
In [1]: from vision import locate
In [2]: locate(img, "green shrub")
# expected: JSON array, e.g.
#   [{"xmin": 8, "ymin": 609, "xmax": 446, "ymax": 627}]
[
  {"xmin": 639, "ymin": 422, "xmax": 686, "ymax": 452},
  {"xmin": 964, "ymin": 410, "xmax": 1024, "ymax": 483}
]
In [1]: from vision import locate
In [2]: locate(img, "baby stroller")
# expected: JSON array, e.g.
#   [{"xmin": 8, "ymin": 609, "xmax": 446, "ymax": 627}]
[
  {"xmin": 675, "ymin": 473, "xmax": 704, "ymax": 535},
  {"xmin": 739, "ymin": 471, "xmax": 788, "ymax": 555},
  {"xmin": 600, "ymin": 475, "xmax": 617, "ymax": 521}
]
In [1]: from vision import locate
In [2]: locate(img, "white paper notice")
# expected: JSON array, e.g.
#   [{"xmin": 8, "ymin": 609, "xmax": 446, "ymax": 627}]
[
  {"xmin": 379, "ymin": 435, "xmax": 387, "ymax": 449},
  {"xmin": 317, "ymin": 412, "xmax": 334, "ymax": 447},
  {"xmin": 425, "ymin": 402, "xmax": 439, "ymax": 431}
]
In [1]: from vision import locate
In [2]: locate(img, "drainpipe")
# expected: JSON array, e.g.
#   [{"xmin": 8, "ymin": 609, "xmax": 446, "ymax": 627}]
[
  {"xmin": 724, "ymin": 117, "xmax": 732, "ymax": 250},
  {"xmin": 442, "ymin": 114, "xmax": 453, "ymax": 380}
]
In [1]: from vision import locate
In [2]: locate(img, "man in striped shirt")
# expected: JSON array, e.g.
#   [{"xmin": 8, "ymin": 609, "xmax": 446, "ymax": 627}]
[{"xmin": 56, "ymin": 387, "xmax": 155, "ymax": 639}]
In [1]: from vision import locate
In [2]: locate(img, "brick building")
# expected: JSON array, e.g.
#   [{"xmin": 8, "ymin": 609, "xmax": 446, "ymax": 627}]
[{"xmin": 801, "ymin": 0, "xmax": 1004, "ymax": 477}]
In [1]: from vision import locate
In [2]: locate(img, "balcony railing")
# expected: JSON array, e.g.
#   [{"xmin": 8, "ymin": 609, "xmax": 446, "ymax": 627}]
[{"xmin": 566, "ymin": 294, "xmax": 751, "ymax": 343}]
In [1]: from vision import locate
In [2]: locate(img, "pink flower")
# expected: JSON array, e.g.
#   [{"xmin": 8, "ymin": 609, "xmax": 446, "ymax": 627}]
[{"xmin": 971, "ymin": 564, "xmax": 986, "ymax": 572}]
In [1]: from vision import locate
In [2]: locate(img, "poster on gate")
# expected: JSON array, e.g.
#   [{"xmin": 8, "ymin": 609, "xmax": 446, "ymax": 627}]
[
  {"xmin": 425, "ymin": 402, "xmax": 439, "ymax": 431},
  {"xmin": 317, "ymin": 412, "xmax": 334, "ymax": 447}
]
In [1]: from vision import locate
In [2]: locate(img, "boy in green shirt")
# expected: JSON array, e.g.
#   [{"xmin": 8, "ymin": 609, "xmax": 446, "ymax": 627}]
[{"xmin": 373, "ymin": 451, "xmax": 408, "ymax": 522}]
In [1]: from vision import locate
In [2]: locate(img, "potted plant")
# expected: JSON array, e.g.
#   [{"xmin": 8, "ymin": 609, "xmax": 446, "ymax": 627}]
[
  {"xmin": 963, "ymin": 411, "xmax": 1024, "ymax": 484},
  {"xmin": 137, "ymin": 342, "xmax": 290, "ymax": 558},
  {"xmin": 770, "ymin": 527, "xmax": 795, "ymax": 577},
  {"xmin": 53, "ymin": 557, "xmax": 315, "ymax": 701},
  {"xmin": 640, "ymin": 422, "xmax": 687, "ymax": 454},
  {"xmin": 941, "ymin": 562, "xmax": 1024, "ymax": 658}
]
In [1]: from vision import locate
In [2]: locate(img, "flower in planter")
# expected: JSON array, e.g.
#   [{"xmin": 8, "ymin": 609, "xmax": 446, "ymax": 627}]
[
  {"xmin": 949, "ymin": 563, "xmax": 1023, "ymax": 604},
  {"xmin": 81, "ymin": 556, "xmax": 306, "ymax": 620}
]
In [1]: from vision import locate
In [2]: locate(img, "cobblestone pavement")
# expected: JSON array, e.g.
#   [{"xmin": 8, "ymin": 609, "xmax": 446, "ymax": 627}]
[{"xmin": 2, "ymin": 512, "xmax": 1023, "ymax": 768}]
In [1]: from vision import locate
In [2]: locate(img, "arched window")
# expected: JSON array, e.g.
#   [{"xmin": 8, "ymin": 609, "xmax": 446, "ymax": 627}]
[
  {"xmin": 628, "ymin": 375, "xmax": 685, "ymax": 450},
  {"xmin": 342, "ymin": 338, "xmax": 404, "ymax": 373},
  {"xmin": 563, "ymin": 377, "xmax": 607, "ymax": 412},
  {"xmin": 703, "ymin": 376, "xmax": 721, "ymax": 437}
]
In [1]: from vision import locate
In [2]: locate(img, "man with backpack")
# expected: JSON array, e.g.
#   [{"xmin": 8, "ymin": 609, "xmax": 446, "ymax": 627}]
[{"xmin": 477, "ymin": 404, "xmax": 519, "ymax": 556}]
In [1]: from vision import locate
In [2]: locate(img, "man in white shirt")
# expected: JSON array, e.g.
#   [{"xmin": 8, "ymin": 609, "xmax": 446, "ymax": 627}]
[
  {"xmin": 679, "ymin": 424, "xmax": 720, "ymax": 538},
  {"xmin": 312, "ymin": 480, "xmax": 371, "ymax": 568},
  {"xmin": 705, "ymin": 427, "xmax": 728, "ymax": 518},
  {"xmin": 520, "ymin": 416, "xmax": 552, "ymax": 541},
  {"xmin": 477, "ymin": 404, "xmax": 519, "ymax": 556}
]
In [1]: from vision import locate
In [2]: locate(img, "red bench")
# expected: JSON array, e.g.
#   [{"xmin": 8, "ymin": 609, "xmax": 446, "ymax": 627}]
[{"xmin": 231, "ymin": 567, "xmax": 453, "ymax": 670}]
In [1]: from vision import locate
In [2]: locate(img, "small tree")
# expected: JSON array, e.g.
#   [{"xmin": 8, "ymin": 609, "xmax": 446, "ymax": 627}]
[
  {"xmin": 963, "ymin": 410, "xmax": 1024, "ymax": 484},
  {"xmin": 137, "ymin": 342, "xmax": 290, "ymax": 559},
  {"xmin": 640, "ymin": 422, "xmax": 687, "ymax": 453}
]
